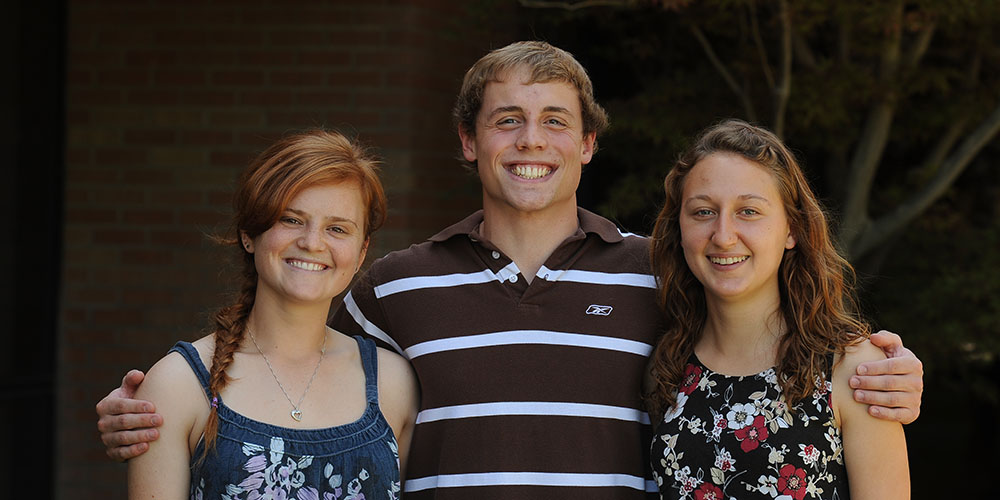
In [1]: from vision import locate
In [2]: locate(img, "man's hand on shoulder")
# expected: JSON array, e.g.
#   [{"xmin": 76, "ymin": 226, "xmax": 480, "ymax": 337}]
[
  {"xmin": 849, "ymin": 330, "xmax": 924, "ymax": 425},
  {"xmin": 96, "ymin": 369, "xmax": 163, "ymax": 462}
]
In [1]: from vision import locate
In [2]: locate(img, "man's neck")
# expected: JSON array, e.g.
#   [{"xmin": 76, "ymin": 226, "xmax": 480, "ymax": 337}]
[{"xmin": 480, "ymin": 202, "xmax": 579, "ymax": 283}]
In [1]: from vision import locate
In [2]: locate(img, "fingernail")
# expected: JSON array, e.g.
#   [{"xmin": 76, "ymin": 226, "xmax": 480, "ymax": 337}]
[
  {"xmin": 857, "ymin": 365, "xmax": 868, "ymax": 375},
  {"xmin": 150, "ymin": 415, "xmax": 162, "ymax": 426},
  {"xmin": 849, "ymin": 376, "xmax": 860, "ymax": 388},
  {"xmin": 854, "ymin": 390, "xmax": 865, "ymax": 400},
  {"xmin": 142, "ymin": 403, "xmax": 153, "ymax": 412}
]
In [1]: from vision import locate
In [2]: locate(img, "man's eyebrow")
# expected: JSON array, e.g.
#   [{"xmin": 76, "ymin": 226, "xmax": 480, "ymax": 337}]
[
  {"xmin": 487, "ymin": 105, "xmax": 523, "ymax": 117},
  {"xmin": 487, "ymin": 105, "xmax": 572, "ymax": 117}
]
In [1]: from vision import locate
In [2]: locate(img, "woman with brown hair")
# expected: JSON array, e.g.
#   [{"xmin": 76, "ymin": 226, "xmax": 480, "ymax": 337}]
[
  {"xmin": 128, "ymin": 130, "xmax": 418, "ymax": 499},
  {"xmin": 647, "ymin": 120, "xmax": 908, "ymax": 499}
]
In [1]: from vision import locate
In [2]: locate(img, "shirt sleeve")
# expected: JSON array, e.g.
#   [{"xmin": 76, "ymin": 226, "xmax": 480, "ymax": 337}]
[{"xmin": 329, "ymin": 265, "xmax": 406, "ymax": 356}]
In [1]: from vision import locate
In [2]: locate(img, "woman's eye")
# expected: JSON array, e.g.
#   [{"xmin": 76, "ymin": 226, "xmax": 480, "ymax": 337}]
[{"xmin": 281, "ymin": 216, "xmax": 301, "ymax": 225}]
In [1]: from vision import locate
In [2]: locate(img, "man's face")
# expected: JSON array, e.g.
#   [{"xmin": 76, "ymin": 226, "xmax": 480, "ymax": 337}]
[{"xmin": 459, "ymin": 67, "xmax": 596, "ymax": 218}]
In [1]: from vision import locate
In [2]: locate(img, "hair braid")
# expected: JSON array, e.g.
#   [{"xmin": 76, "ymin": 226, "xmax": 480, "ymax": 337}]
[{"xmin": 200, "ymin": 254, "xmax": 256, "ymax": 461}]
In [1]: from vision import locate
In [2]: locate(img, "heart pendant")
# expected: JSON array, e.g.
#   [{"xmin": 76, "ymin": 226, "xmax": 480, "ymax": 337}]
[{"xmin": 290, "ymin": 409, "xmax": 303, "ymax": 421}]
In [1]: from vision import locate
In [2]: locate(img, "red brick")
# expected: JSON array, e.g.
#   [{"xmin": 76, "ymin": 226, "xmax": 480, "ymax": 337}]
[
  {"xmin": 93, "ymin": 229, "xmax": 145, "ymax": 245},
  {"xmin": 239, "ymin": 90, "xmax": 295, "ymax": 106},
  {"xmin": 153, "ymin": 29, "xmax": 209, "ymax": 46},
  {"xmin": 270, "ymin": 70, "xmax": 325, "ymax": 86},
  {"xmin": 327, "ymin": 70, "xmax": 382, "ymax": 87},
  {"xmin": 95, "ymin": 148, "xmax": 147, "ymax": 166},
  {"xmin": 93, "ymin": 308, "xmax": 145, "ymax": 326},
  {"xmin": 124, "ymin": 129, "xmax": 177, "ymax": 146},
  {"xmin": 298, "ymin": 50, "xmax": 352, "ymax": 67},
  {"xmin": 69, "ymin": 88, "xmax": 124, "ymax": 106},
  {"xmin": 295, "ymin": 90, "xmax": 352, "ymax": 107},
  {"xmin": 151, "ymin": 230, "xmax": 205, "ymax": 246},
  {"xmin": 179, "ymin": 129, "xmax": 234, "ymax": 146},
  {"xmin": 155, "ymin": 69, "xmax": 207, "ymax": 86},
  {"xmin": 209, "ymin": 30, "xmax": 265, "ymax": 46},
  {"xmin": 127, "ymin": 89, "xmax": 180, "ymax": 106},
  {"xmin": 212, "ymin": 70, "xmax": 265, "ymax": 86},
  {"xmin": 125, "ymin": 50, "xmax": 181, "ymax": 66},
  {"xmin": 266, "ymin": 110, "xmax": 326, "ymax": 127},
  {"xmin": 238, "ymin": 50, "xmax": 299, "ymax": 67},
  {"xmin": 148, "ymin": 189, "xmax": 205, "ymax": 205},
  {"xmin": 121, "ymin": 249, "xmax": 174, "ymax": 266},
  {"xmin": 177, "ymin": 208, "xmax": 226, "ymax": 225},
  {"xmin": 328, "ymin": 29, "xmax": 383, "ymax": 46},
  {"xmin": 123, "ymin": 209, "xmax": 174, "ymax": 225},
  {"xmin": 209, "ymin": 150, "xmax": 252, "ymax": 167},
  {"xmin": 181, "ymin": 90, "xmax": 236, "ymax": 106},
  {"xmin": 65, "ymin": 147, "xmax": 92, "ymax": 165},
  {"xmin": 66, "ymin": 208, "xmax": 117, "ymax": 224},
  {"xmin": 98, "ymin": 69, "xmax": 150, "ymax": 86},
  {"xmin": 268, "ymin": 30, "xmax": 326, "ymax": 45}
]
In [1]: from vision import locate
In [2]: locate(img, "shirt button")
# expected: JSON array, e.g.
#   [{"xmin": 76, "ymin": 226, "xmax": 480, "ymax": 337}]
[
  {"xmin": 491, "ymin": 251, "xmax": 500, "ymax": 260},
  {"xmin": 509, "ymin": 275, "xmax": 518, "ymax": 283}
]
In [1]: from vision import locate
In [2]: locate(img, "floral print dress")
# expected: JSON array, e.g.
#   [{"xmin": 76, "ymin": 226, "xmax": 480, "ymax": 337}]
[
  {"xmin": 171, "ymin": 337, "xmax": 402, "ymax": 500},
  {"xmin": 650, "ymin": 355, "xmax": 849, "ymax": 500}
]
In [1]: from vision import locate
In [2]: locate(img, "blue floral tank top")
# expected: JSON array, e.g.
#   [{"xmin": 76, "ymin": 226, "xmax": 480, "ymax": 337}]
[
  {"xmin": 171, "ymin": 336, "xmax": 401, "ymax": 500},
  {"xmin": 650, "ymin": 354, "xmax": 849, "ymax": 499}
]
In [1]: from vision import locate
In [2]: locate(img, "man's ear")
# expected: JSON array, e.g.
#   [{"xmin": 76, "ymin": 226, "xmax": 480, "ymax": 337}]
[
  {"xmin": 459, "ymin": 126, "xmax": 477, "ymax": 163},
  {"xmin": 580, "ymin": 131, "xmax": 596, "ymax": 165}
]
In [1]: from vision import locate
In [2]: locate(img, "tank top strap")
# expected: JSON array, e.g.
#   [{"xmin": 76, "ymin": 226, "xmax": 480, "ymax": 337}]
[
  {"xmin": 353, "ymin": 336, "xmax": 379, "ymax": 404},
  {"xmin": 168, "ymin": 341, "xmax": 213, "ymax": 401}
]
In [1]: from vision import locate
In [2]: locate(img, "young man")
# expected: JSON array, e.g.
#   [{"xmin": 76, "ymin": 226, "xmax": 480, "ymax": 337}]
[{"xmin": 97, "ymin": 41, "xmax": 924, "ymax": 499}]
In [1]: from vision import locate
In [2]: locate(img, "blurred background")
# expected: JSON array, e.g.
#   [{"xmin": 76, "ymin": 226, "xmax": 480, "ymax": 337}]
[{"xmin": 3, "ymin": 1, "xmax": 996, "ymax": 498}]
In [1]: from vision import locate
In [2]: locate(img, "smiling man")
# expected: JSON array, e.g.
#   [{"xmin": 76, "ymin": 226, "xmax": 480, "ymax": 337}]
[{"xmin": 97, "ymin": 41, "xmax": 924, "ymax": 499}]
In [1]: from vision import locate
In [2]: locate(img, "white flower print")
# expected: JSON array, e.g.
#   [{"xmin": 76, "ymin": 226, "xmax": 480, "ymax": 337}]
[
  {"xmin": 664, "ymin": 391, "xmax": 689, "ymax": 424},
  {"xmin": 714, "ymin": 448, "xmax": 736, "ymax": 472},
  {"xmin": 726, "ymin": 402, "xmax": 757, "ymax": 430},
  {"xmin": 798, "ymin": 443, "xmax": 821, "ymax": 467}
]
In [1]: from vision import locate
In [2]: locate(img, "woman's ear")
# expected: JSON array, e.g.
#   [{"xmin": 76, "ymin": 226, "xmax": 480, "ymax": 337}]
[{"xmin": 240, "ymin": 231, "xmax": 254, "ymax": 253}]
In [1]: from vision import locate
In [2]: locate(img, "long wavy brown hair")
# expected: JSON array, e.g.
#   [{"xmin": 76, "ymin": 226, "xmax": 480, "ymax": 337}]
[
  {"xmin": 200, "ymin": 130, "xmax": 387, "ymax": 458},
  {"xmin": 646, "ymin": 119, "xmax": 869, "ymax": 423}
]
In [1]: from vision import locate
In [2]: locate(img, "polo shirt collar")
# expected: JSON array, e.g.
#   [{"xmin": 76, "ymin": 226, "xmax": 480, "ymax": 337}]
[{"xmin": 427, "ymin": 207, "xmax": 626, "ymax": 245}]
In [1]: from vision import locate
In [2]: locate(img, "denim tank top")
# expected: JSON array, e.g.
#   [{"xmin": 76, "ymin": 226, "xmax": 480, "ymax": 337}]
[{"xmin": 170, "ymin": 336, "xmax": 401, "ymax": 500}]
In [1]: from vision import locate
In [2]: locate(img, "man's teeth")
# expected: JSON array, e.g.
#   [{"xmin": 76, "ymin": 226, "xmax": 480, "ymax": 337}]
[
  {"xmin": 512, "ymin": 165, "xmax": 551, "ymax": 179},
  {"xmin": 289, "ymin": 260, "xmax": 326, "ymax": 271},
  {"xmin": 709, "ymin": 256, "xmax": 749, "ymax": 265}
]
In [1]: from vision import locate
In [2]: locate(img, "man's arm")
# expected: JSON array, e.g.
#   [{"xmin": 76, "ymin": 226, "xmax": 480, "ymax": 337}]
[
  {"xmin": 95, "ymin": 369, "xmax": 163, "ymax": 461},
  {"xmin": 850, "ymin": 330, "xmax": 924, "ymax": 425}
]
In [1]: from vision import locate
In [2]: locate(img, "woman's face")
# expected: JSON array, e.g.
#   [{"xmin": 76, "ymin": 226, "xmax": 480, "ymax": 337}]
[
  {"xmin": 678, "ymin": 153, "xmax": 796, "ymax": 306},
  {"xmin": 245, "ymin": 180, "xmax": 368, "ymax": 307}
]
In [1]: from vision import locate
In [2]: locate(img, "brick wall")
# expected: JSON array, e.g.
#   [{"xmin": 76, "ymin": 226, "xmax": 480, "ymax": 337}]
[{"xmin": 58, "ymin": 1, "xmax": 516, "ymax": 497}]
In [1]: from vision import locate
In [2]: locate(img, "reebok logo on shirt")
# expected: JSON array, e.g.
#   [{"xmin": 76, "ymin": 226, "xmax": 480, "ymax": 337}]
[{"xmin": 586, "ymin": 304, "xmax": 613, "ymax": 316}]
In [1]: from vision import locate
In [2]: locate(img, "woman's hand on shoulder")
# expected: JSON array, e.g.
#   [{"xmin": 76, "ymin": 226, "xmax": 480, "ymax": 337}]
[{"xmin": 375, "ymin": 347, "xmax": 419, "ymax": 477}]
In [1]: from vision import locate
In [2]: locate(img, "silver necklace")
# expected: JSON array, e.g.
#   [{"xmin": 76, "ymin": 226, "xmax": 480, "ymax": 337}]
[{"xmin": 248, "ymin": 328, "xmax": 327, "ymax": 422}]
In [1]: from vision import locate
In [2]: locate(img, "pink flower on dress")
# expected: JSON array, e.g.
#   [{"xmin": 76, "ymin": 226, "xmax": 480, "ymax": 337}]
[
  {"xmin": 733, "ymin": 415, "xmax": 769, "ymax": 452},
  {"xmin": 778, "ymin": 464, "xmax": 808, "ymax": 500}
]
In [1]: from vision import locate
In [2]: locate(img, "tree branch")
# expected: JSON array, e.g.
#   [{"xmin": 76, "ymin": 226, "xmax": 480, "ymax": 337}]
[
  {"xmin": 689, "ymin": 24, "xmax": 758, "ymax": 121},
  {"xmin": 518, "ymin": 0, "xmax": 635, "ymax": 10},
  {"xmin": 771, "ymin": 0, "xmax": 792, "ymax": 138},
  {"xmin": 852, "ymin": 101, "xmax": 1000, "ymax": 259},
  {"xmin": 839, "ymin": 2, "xmax": 903, "ymax": 249},
  {"xmin": 748, "ymin": 1, "xmax": 775, "ymax": 91}
]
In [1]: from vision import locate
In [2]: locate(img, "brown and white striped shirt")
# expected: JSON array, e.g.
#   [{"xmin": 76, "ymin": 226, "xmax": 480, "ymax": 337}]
[{"xmin": 330, "ymin": 208, "xmax": 663, "ymax": 499}]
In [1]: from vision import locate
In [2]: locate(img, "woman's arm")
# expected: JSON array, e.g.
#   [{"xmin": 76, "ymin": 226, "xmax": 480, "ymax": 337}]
[
  {"xmin": 833, "ymin": 340, "xmax": 910, "ymax": 500},
  {"xmin": 376, "ymin": 347, "xmax": 419, "ymax": 478},
  {"xmin": 127, "ymin": 351, "xmax": 206, "ymax": 499}
]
